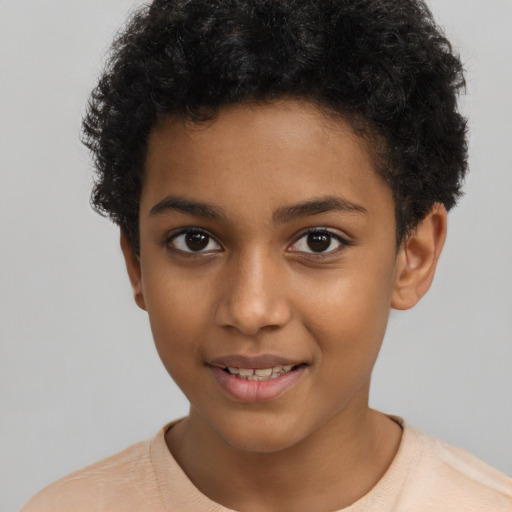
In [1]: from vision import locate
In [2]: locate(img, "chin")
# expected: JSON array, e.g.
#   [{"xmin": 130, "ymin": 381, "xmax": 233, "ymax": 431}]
[{"xmin": 208, "ymin": 411, "xmax": 311, "ymax": 454}]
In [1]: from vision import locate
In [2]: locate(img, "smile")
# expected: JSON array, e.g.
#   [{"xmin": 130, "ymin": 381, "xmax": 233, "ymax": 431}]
[
  {"xmin": 225, "ymin": 365, "xmax": 295, "ymax": 380},
  {"xmin": 208, "ymin": 358, "xmax": 307, "ymax": 402}
]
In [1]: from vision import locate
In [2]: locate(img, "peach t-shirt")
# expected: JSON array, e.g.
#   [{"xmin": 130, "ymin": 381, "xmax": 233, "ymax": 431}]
[{"xmin": 22, "ymin": 418, "xmax": 512, "ymax": 511}]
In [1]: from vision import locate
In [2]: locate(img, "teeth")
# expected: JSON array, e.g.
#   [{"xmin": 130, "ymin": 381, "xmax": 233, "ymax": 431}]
[
  {"xmin": 225, "ymin": 364, "xmax": 297, "ymax": 380},
  {"xmin": 255, "ymin": 368, "xmax": 273, "ymax": 377}
]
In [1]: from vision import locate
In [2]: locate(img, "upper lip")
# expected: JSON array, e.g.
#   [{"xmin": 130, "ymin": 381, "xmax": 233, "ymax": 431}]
[{"xmin": 208, "ymin": 354, "xmax": 304, "ymax": 369}]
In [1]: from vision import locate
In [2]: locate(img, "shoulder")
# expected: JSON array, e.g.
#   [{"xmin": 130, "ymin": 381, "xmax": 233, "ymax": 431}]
[
  {"xmin": 21, "ymin": 435, "xmax": 164, "ymax": 512},
  {"xmin": 402, "ymin": 424, "xmax": 512, "ymax": 511}
]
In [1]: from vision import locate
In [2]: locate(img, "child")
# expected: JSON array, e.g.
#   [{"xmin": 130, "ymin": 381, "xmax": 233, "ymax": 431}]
[{"xmin": 22, "ymin": 0, "xmax": 512, "ymax": 510}]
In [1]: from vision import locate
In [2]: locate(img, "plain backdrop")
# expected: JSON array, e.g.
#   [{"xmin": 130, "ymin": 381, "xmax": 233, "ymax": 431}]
[{"xmin": 1, "ymin": 1, "xmax": 511, "ymax": 510}]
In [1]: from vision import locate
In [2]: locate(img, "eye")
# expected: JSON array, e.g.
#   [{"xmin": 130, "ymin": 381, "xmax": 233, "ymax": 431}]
[
  {"xmin": 166, "ymin": 228, "xmax": 221, "ymax": 254},
  {"xmin": 289, "ymin": 228, "xmax": 347, "ymax": 254}
]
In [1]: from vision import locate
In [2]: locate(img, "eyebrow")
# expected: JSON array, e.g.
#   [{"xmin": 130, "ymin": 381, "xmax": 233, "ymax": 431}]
[
  {"xmin": 148, "ymin": 195, "xmax": 367, "ymax": 222},
  {"xmin": 272, "ymin": 196, "xmax": 367, "ymax": 223},
  {"xmin": 149, "ymin": 196, "xmax": 227, "ymax": 220}
]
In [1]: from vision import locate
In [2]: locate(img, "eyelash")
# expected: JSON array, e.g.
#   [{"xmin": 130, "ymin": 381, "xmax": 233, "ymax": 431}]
[
  {"xmin": 164, "ymin": 227, "xmax": 350, "ymax": 257},
  {"xmin": 288, "ymin": 228, "xmax": 349, "ymax": 256},
  {"xmin": 164, "ymin": 227, "xmax": 219, "ymax": 254}
]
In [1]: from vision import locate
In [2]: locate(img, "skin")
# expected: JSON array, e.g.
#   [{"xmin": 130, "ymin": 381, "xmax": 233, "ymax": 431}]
[{"xmin": 121, "ymin": 99, "xmax": 447, "ymax": 512}]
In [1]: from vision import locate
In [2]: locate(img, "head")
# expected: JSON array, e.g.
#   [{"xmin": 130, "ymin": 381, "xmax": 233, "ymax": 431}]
[
  {"xmin": 82, "ymin": 0, "xmax": 467, "ymax": 452},
  {"xmin": 82, "ymin": 0, "xmax": 467, "ymax": 254}
]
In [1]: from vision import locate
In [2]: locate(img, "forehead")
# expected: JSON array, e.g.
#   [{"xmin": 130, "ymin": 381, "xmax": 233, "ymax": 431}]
[{"xmin": 141, "ymin": 99, "xmax": 393, "ymax": 223}]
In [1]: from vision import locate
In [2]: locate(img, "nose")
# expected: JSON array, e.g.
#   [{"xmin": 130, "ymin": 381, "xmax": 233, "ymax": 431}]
[{"xmin": 214, "ymin": 248, "xmax": 292, "ymax": 336}]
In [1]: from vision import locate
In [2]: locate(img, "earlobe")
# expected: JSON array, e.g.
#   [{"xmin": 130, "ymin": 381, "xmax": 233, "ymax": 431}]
[
  {"xmin": 391, "ymin": 203, "xmax": 447, "ymax": 310},
  {"xmin": 120, "ymin": 232, "xmax": 147, "ymax": 311}
]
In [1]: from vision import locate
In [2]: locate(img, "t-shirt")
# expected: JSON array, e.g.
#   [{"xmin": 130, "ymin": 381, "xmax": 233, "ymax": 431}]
[{"xmin": 21, "ymin": 417, "xmax": 512, "ymax": 512}]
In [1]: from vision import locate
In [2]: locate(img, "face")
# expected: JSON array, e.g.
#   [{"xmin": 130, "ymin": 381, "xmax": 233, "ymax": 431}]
[{"xmin": 133, "ymin": 99, "xmax": 403, "ymax": 453}]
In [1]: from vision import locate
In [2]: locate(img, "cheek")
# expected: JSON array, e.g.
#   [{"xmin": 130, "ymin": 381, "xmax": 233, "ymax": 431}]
[
  {"xmin": 302, "ymin": 294, "xmax": 389, "ymax": 409},
  {"xmin": 297, "ymin": 256, "xmax": 396, "ymax": 373},
  {"xmin": 300, "ymin": 255, "xmax": 394, "ymax": 329},
  {"xmin": 142, "ymin": 268, "xmax": 212, "ymax": 371}
]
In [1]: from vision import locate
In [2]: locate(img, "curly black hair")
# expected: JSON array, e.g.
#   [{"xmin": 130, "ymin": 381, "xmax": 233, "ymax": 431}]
[{"xmin": 82, "ymin": 0, "xmax": 467, "ymax": 253}]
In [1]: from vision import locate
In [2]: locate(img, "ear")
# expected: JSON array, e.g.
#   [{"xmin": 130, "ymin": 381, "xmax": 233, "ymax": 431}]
[
  {"xmin": 391, "ymin": 203, "xmax": 447, "ymax": 310},
  {"xmin": 120, "ymin": 232, "xmax": 147, "ymax": 311}
]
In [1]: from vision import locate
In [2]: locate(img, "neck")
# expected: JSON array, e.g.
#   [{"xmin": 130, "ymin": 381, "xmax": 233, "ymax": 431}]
[{"xmin": 166, "ymin": 402, "xmax": 402, "ymax": 512}]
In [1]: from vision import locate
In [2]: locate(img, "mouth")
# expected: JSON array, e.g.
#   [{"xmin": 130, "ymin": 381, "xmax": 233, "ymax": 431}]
[
  {"xmin": 221, "ymin": 364, "xmax": 304, "ymax": 380},
  {"xmin": 207, "ymin": 355, "xmax": 308, "ymax": 402}
]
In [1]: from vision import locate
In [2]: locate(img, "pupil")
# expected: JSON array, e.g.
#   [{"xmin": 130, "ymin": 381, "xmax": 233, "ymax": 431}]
[
  {"xmin": 307, "ymin": 232, "xmax": 331, "ymax": 252},
  {"xmin": 186, "ymin": 232, "xmax": 209, "ymax": 251}
]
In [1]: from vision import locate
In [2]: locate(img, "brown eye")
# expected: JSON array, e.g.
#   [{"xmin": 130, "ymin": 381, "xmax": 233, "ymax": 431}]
[
  {"xmin": 185, "ymin": 231, "xmax": 209, "ymax": 251},
  {"xmin": 168, "ymin": 229, "xmax": 221, "ymax": 253},
  {"xmin": 289, "ymin": 228, "xmax": 347, "ymax": 255},
  {"xmin": 307, "ymin": 232, "xmax": 332, "ymax": 252}
]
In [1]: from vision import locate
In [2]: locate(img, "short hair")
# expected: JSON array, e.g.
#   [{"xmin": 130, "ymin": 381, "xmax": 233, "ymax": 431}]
[{"xmin": 82, "ymin": 0, "xmax": 467, "ymax": 252}]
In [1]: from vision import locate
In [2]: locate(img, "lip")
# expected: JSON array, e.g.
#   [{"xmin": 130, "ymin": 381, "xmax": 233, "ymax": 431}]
[
  {"xmin": 207, "ymin": 354, "xmax": 308, "ymax": 403},
  {"xmin": 208, "ymin": 354, "xmax": 302, "ymax": 369}
]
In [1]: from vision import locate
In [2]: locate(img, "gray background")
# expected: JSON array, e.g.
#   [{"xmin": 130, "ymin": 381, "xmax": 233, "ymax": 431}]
[{"xmin": 1, "ymin": 1, "xmax": 511, "ymax": 510}]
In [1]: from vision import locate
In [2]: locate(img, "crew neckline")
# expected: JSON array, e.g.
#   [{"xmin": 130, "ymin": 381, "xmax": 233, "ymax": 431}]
[{"xmin": 149, "ymin": 415, "xmax": 422, "ymax": 512}]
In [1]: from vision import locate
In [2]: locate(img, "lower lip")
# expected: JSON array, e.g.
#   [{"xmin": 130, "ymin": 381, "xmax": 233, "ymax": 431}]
[{"xmin": 209, "ymin": 366, "xmax": 307, "ymax": 403}]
